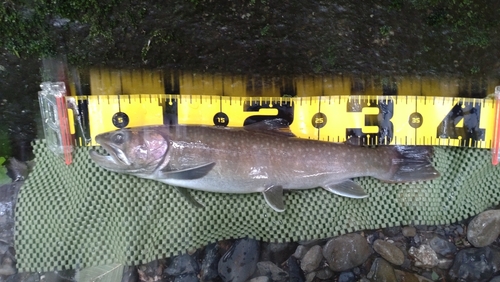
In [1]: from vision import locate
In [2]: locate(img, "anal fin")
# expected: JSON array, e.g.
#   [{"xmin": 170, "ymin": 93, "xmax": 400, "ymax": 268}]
[
  {"xmin": 175, "ymin": 187, "xmax": 204, "ymax": 208},
  {"xmin": 262, "ymin": 185, "xmax": 285, "ymax": 212},
  {"xmin": 321, "ymin": 180, "xmax": 368, "ymax": 199}
]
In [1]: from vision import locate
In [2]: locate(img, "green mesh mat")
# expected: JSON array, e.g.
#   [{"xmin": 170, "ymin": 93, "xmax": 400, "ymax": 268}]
[{"xmin": 14, "ymin": 140, "xmax": 500, "ymax": 272}]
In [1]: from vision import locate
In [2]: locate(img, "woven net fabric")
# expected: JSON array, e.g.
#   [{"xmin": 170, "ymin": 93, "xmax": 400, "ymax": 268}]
[{"xmin": 15, "ymin": 140, "xmax": 500, "ymax": 272}]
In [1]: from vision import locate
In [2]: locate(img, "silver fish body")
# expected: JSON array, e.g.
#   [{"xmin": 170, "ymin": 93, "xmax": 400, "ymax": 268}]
[{"xmin": 89, "ymin": 120, "xmax": 439, "ymax": 212}]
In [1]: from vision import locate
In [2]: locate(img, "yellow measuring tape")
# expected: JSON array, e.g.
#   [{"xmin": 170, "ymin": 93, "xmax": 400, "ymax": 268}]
[{"xmin": 71, "ymin": 94, "xmax": 494, "ymax": 149}]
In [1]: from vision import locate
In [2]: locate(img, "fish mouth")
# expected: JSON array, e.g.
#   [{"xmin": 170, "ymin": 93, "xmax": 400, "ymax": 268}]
[{"xmin": 89, "ymin": 139, "xmax": 131, "ymax": 170}]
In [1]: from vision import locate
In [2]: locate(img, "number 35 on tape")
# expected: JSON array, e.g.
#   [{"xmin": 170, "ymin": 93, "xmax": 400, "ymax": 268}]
[{"xmin": 83, "ymin": 94, "xmax": 495, "ymax": 149}]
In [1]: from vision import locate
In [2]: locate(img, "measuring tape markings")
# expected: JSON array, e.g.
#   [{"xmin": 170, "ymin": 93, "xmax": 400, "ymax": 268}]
[{"xmin": 78, "ymin": 94, "xmax": 495, "ymax": 148}]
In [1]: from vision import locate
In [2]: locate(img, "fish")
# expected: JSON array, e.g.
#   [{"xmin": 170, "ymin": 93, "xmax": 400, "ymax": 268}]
[{"xmin": 89, "ymin": 119, "xmax": 440, "ymax": 212}]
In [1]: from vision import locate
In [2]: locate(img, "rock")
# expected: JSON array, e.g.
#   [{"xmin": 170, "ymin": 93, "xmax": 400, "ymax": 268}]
[
  {"xmin": 437, "ymin": 258, "xmax": 453, "ymax": 270},
  {"xmin": 490, "ymin": 276, "xmax": 500, "ymax": 282},
  {"xmin": 449, "ymin": 247, "xmax": 500, "ymax": 282},
  {"xmin": 408, "ymin": 244, "xmax": 438, "ymax": 269},
  {"xmin": 174, "ymin": 273, "xmax": 199, "ymax": 282},
  {"xmin": 218, "ymin": 238, "xmax": 259, "ymax": 282},
  {"xmin": 315, "ymin": 267, "xmax": 333, "ymax": 280},
  {"xmin": 121, "ymin": 266, "xmax": 139, "ymax": 282},
  {"xmin": 292, "ymin": 245, "xmax": 310, "ymax": 260},
  {"xmin": 304, "ymin": 272, "xmax": 315, "ymax": 282},
  {"xmin": 6, "ymin": 272, "xmax": 40, "ymax": 282},
  {"xmin": 0, "ymin": 255, "xmax": 16, "ymax": 276},
  {"xmin": 393, "ymin": 270, "xmax": 419, "ymax": 282},
  {"xmin": 367, "ymin": 258, "xmax": 396, "ymax": 282},
  {"xmin": 429, "ymin": 236, "xmax": 457, "ymax": 257},
  {"xmin": 200, "ymin": 243, "xmax": 220, "ymax": 282},
  {"xmin": 255, "ymin": 261, "xmax": 288, "ymax": 282},
  {"xmin": 300, "ymin": 245, "xmax": 322, "ymax": 273},
  {"xmin": 165, "ymin": 254, "xmax": 199, "ymax": 276},
  {"xmin": 286, "ymin": 257, "xmax": 306, "ymax": 282},
  {"xmin": 383, "ymin": 226, "xmax": 402, "ymax": 237},
  {"xmin": 338, "ymin": 271, "xmax": 356, "ymax": 282},
  {"xmin": 372, "ymin": 239, "xmax": 405, "ymax": 266},
  {"xmin": 402, "ymin": 226, "xmax": 417, "ymax": 237},
  {"xmin": 467, "ymin": 210, "xmax": 500, "ymax": 247},
  {"xmin": 247, "ymin": 276, "xmax": 270, "ymax": 282},
  {"xmin": 260, "ymin": 242, "xmax": 297, "ymax": 265},
  {"xmin": 323, "ymin": 233, "xmax": 372, "ymax": 272}
]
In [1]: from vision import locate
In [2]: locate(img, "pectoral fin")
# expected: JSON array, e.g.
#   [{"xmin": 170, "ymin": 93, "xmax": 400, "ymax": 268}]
[
  {"xmin": 321, "ymin": 180, "xmax": 368, "ymax": 199},
  {"xmin": 175, "ymin": 187, "xmax": 204, "ymax": 208},
  {"xmin": 262, "ymin": 185, "xmax": 285, "ymax": 212},
  {"xmin": 160, "ymin": 162, "xmax": 215, "ymax": 180}
]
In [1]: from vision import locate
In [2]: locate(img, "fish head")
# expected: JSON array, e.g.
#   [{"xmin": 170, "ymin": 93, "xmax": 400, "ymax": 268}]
[{"xmin": 89, "ymin": 127, "xmax": 170, "ymax": 174}]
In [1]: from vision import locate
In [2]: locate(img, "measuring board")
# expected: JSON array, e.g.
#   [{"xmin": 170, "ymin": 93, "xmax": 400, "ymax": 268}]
[{"xmin": 67, "ymin": 94, "xmax": 495, "ymax": 149}]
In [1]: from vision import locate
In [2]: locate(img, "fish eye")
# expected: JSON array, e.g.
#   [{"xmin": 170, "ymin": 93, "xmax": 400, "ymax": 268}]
[{"xmin": 111, "ymin": 133, "xmax": 125, "ymax": 145}]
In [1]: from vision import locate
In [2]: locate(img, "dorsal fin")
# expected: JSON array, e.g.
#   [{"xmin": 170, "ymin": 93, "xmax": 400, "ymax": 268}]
[{"xmin": 244, "ymin": 118, "xmax": 296, "ymax": 137}]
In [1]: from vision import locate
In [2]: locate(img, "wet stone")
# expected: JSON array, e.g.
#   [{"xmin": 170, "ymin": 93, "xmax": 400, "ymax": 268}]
[
  {"xmin": 0, "ymin": 255, "xmax": 16, "ymax": 276},
  {"xmin": 304, "ymin": 272, "xmax": 315, "ymax": 282},
  {"xmin": 255, "ymin": 261, "xmax": 288, "ymax": 282},
  {"xmin": 286, "ymin": 256, "xmax": 306, "ymax": 282},
  {"xmin": 367, "ymin": 258, "xmax": 396, "ymax": 282},
  {"xmin": 200, "ymin": 243, "xmax": 220, "ymax": 282},
  {"xmin": 322, "ymin": 233, "xmax": 372, "ymax": 272},
  {"xmin": 393, "ymin": 270, "xmax": 420, "ymax": 282},
  {"xmin": 429, "ymin": 236, "xmax": 457, "ymax": 257},
  {"xmin": 315, "ymin": 267, "xmax": 333, "ymax": 280},
  {"xmin": 292, "ymin": 245, "xmax": 309, "ymax": 260},
  {"xmin": 372, "ymin": 239, "xmax": 405, "ymax": 266},
  {"xmin": 402, "ymin": 226, "xmax": 417, "ymax": 237},
  {"xmin": 408, "ymin": 244, "xmax": 438, "ymax": 269},
  {"xmin": 248, "ymin": 276, "xmax": 270, "ymax": 282},
  {"xmin": 467, "ymin": 209, "xmax": 500, "ymax": 247},
  {"xmin": 300, "ymin": 245, "xmax": 322, "ymax": 273},
  {"xmin": 218, "ymin": 238, "xmax": 259, "ymax": 282},
  {"xmin": 165, "ymin": 254, "xmax": 199, "ymax": 277},
  {"xmin": 121, "ymin": 265, "xmax": 138, "ymax": 282},
  {"xmin": 449, "ymin": 246, "xmax": 500, "ymax": 282},
  {"xmin": 260, "ymin": 242, "xmax": 297, "ymax": 266},
  {"xmin": 382, "ymin": 226, "xmax": 401, "ymax": 237},
  {"xmin": 338, "ymin": 271, "xmax": 356, "ymax": 282},
  {"xmin": 174, "ymin": 273, "xmax": 199, "ymax": 282}
]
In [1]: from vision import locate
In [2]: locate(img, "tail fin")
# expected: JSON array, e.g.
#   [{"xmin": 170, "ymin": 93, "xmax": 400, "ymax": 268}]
[{"xmin": 382, "ymin": 146, "xmax": 440, "ymax": 183}]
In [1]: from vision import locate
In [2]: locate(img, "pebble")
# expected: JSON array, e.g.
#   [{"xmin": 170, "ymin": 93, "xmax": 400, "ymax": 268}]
[
  {"xmin": 300, "ymin": 245, "xmax": 322, "ymax": 273},
  {"xmin": 121, "ymin": 265, "xmax": 138, "ymax": 282},
  {"xmin": 286, "ymin": 256, "xmax": 305, "ymax": 282},
  {"xmin": 402, "ymin": 226, "xmax": 417, "ymax": 237},
  {"xmin": 367, "ymin": 258, "xmax": 396, "ymax": 282},
  {"xmin": 218, "ymin": 238, "xmax": 259, "ymax": 282},
  {"xmin": 255, "ymin": 261, "xmax": 288, "ymax": 282},
  {"xmin": 174, "ymin": 273, "xmax": 199, "ymax": 282},
  {"xmin": 429, "ymin": 236, "xmax": 457, "ymax": 256},
  {"xmin": 372, "ymin": 239, "xmax": 405, "ymax": 265},
  {"xmin": 292, "ymin": 245, "xmax": 309, "ymax": 260},
  {"xmin": 467, "ymin": 209, "xmax": 500, "ymax": 247},
  {"xmin": 408, "ymin": 244, "xmax": 438, "ymax": 268},
  {"xmin": 247, "ymin": 276, "xmax": 270, "ymax": 282},
  {"xmin": 261, "ymin": 242, "xmax": 297, "ymax": 265},
  {"xmin": 0, "ymin": 256, "xmax": 16, "ymax": 276},
  {"xmin": 338, "ymin": 271, "xmax": 356, "ymax": 282},
  {"xmin": 449, "ymin": 246, "xmax": 500, "ymax": 282},
  {"xmin": 315, "ymin": 267, "xmax": 333, "ymax": 280},
  {"xmin": 322, "ymin": 233, "xmax": 372, "ymax": 272},
  {"xmin": 200, "ymin": 243, "xmax": 220, "ymax": 282},
  {"xmin": 165, "ymin": 254, "xmax": 199, "ymax": 277}
]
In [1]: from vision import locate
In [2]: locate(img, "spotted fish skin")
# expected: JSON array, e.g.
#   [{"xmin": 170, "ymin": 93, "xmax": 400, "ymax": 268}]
[{"xmin": 89, "ymin": 120, "xmax": 439, "ymax": 211}]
